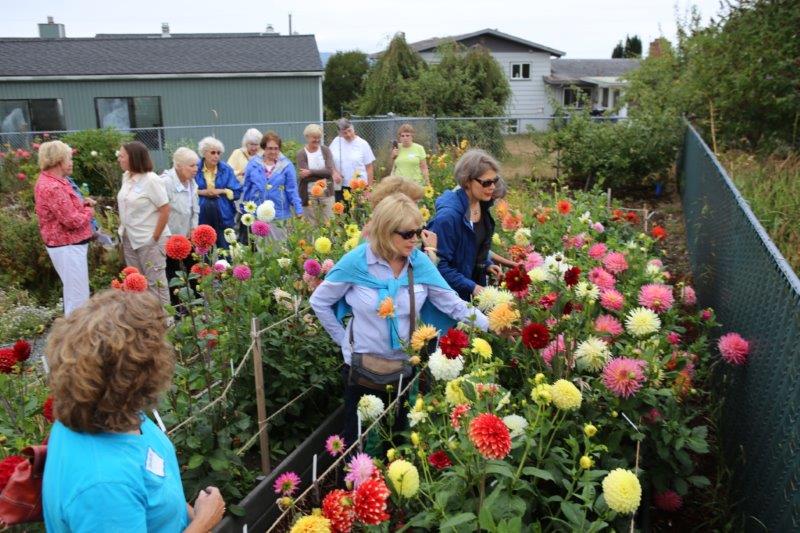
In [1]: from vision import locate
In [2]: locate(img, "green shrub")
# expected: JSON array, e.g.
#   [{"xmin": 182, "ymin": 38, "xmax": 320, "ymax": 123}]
[
  {"xmin": 0, "ymin": 287, "xmax": 56, "ymax": 344},
  {"xmin": 60, "ymin": 128, "xmax": 133, "ymax": 196}
]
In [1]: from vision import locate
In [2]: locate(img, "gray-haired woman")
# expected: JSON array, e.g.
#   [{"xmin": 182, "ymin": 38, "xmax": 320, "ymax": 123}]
[
  {"xmin": 296, "ymin": 123, "xmax": 336, "ymax": 225},
  {"xmin": 227, "ymin": 128, "xmax": 262, "ymax": 183}
]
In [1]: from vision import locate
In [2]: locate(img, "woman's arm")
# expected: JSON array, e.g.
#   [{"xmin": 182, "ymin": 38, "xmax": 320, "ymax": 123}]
[
  {"xmin": 283, "ymin": 163, "xmax": 304, "ymax": 215},
  {"xmin": 366, "ymin": 162, "xmax": 374, "ymax": 185},
  {"xmin": 420, "ymin": 158, "xmax": 430, "ymax": 183},
  {"xmin": 152, "ymin": 204, "xmax": 170, "ymax": 242},
  {"xmin": 309, "ymin": 280, "xmax": 351, "ymax": 347},
  {"xmin": 428, "ymin": 215, "xmax": 478, "ymax": 297},
  {"xmin": 427, "ymin": 284, "xmax": 489, "ymax": 331},
  {"xmin": 183, "ymin": 487, "xmax": 225, "ymax": 533},
  {"xmin": 46, "ymin": 184, "xmax": 94, "ymax": 230}
]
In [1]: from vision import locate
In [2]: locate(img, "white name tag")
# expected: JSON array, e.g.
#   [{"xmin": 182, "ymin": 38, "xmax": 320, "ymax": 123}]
[{"xmin": 145, "ymin": 447, "xmax": 165, "ymax": 477}]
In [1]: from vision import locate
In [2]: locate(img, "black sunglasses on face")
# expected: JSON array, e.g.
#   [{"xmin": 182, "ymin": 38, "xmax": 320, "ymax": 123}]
[
  {"xmin": 394, "ymin": 228, "xmax": 423, "ymax": 240},
  {"xmin": 473, "ymin": 176, "xmax": 500, "ymax": 188}
]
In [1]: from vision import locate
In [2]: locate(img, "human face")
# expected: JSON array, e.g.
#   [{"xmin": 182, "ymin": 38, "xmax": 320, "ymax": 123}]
[
  {"xmin": 117, "ymin": 147, "xmax": 130, "ymax": 171},
  {"xmin": 60, "ymin": 154, "xmax": 74, "ymax": 176},
  {"xmin": 205, "ymin": 147, "xmax": 221, "ymax": 167},
  {"xmin": 305, "ymin": 134, "xmax": 321, "ymax": 150},
  {"xmin": 245, "ymin": 141, "xmax": 260, "ymax": 156},
  {"xmin": 392, "ymin": 225, "xmax": 422, "ymax": 258},
  {"xmin": 466, "ymin": 168, "xmax": 498, "ymax": 203},
  {"xmin": 340, "ymin": 126, "xmax": 355, "ymax": 141},
  {"xmin": 399, "ymin": 131, "xmax": 413, "ymax": 147},
  {"xmin": 177, "ymin": 161, "xmax": 198, "ymax": 182},
  {"xmin": 264, "ymin": 141, "xmax": 280, "ymax": 162}
]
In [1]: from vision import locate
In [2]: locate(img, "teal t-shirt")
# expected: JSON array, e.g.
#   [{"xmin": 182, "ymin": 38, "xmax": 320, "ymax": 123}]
[
  {"xmin": 43, "ymin": 416, "xmax": 190, "ymax": 533},
  {"xmin": 393, "ymin": 142, "xmax": 427, "ymax": 183}
]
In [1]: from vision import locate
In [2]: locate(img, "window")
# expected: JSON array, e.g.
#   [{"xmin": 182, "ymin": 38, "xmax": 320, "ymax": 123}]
[
  {"xmin": 602, "ymin": 88, "xmax": 610, "ymax": 108},
  {"xmin": 94, "ymin": 97, "xmax": 164, "ymax": 149},
  {"xmin": 510, "ymin": 63, "xmax": 531, "ymax": 80},
  {"xmin": 612, "ymin": 89, "xmax": 621, "ymax": 107},
  {"xmin": 0, "ymin": 98, "xmax": 65, "ymax": 133},
  {"xmin": 563, "ymin": 87, "xmax": 591, "ymax": 107},
  {"xmin": 502, "ymin": 119, "xmax": 519, "ymax": 134}
]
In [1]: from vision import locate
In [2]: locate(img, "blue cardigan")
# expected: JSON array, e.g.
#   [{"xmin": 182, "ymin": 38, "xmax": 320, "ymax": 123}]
[
  {"xmin": 195, "ymin": 160, "xmax": 241, "ymax": 230},
  {"xmin": 427, "ymin": 188, "xmax": 495, "ymax": 301},
  {"xmin": 241, "ymin": 154, "xmax": 303, "ymax": 219}
]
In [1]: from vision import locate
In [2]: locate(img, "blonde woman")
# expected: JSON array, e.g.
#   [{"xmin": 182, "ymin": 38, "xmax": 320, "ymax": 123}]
[
  {"xmin": 310, "ymin": 193, "xmax": 488, "ymax": 446},
  {"xmin": 227, "ymin": 128, "xmax": 262, "ymax": 183},
  {"xmin": 33, "ymin": 140, "xmax": 95, "ymax": 315},
  {"xmin": 390, "ymin": 123, "xmax": 429, "ymax": 185},
  {"xmin": 42, "ymin": 290, "xmax": 226, "ymax": 532}
]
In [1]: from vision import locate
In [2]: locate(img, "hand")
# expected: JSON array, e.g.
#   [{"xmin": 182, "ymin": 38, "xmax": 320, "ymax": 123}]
[
  {"xmin": 152, "ymin": 234, "xmax": 161, "ymax": 243},
  {"xmin": 487, "ymin": 265, "xmax": 503, "ymax": 278},
  {"xmin": 390, "ymin": 148, "xmax": 399, "ymax": 159},
  {"xmin": 299, "ymin": 168, "xmax": 312, "ymax": 178},
  {"xmin": 83, "ymin": 197, "xmax": 97, "ymax": 207},
  {"xmin": 333, "ymin": 171, "xmax": 343, "ymax": 184},
  {"xmin": 472, "ymin": 285, "xmax": 484, "ymax": 296},
  {"xmin": 215, "ymin": 188, "xmax": 227, "ymax": 197},
  {"xmin": 421, "ymin": 229, "xmax": 437, "ymax": 249},
  {"xmin": 193, "ymin": 487, "xmax": 225, "ymax": 529}
]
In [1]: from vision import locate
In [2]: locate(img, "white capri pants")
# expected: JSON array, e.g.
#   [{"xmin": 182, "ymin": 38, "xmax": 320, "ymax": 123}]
[{"xmin": 46, "ymin": 243, "xmax": 90, "ymax": 316}]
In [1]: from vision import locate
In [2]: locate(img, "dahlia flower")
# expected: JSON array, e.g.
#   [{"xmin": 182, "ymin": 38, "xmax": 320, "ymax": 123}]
[
  {"xmin": 522, "ymin": 322, "xmax": 550, "ymax": 350},
  {"xmin": 595, "ymin": 315, "xmax": 623, "ymax": 337},
  {"xmin": 524, "ymin": 251, "xmax": 544, "ymax": 270},
  {"xmin": 289, "ymin": 515, "xmax": 331, "ymax": 533},
  {"xmin": 638, "ymin": 284, "xmax": 674, "ymax": 313},
  {"xmin": 589, "ymin": 268, "xmax": 616, "ymax": 290},
  {"xmin": 439, "ymin": 328, "xmax": 469, "ymax": 358},
  {"xmin": 277, "ymin": 257, "xmax": 292, "ymax": 269},
  {"xmin": 213, "ymin": 259, "xmax": 230, "ymax": 272},
  {"xmin": 653, "ymin": 489, "xmax": 683, "ymax": 512},
  {"xmin": 469, "ymin": 413, "xmax": 512, "ymax": 459},
  {"xmin": 428, "ymin": 349, "xmax": 464, "ymax": 381},
  {"xmin": 564, "ymin": 266, "xmax": 581, "ymax": 286},
  {"xmin": 544, "ymin": 254, "xmax": 571, "ymax": 277},
  {"xmin": 427, "ymin": 450, "xmax": 452, "ymax": 470},
  {"xmin": 588, "ymin": 243, "xmax": 607, "ymax": 260},
  {"xmin": 223, "ymin": 228, "xmax": 237, "ymax": 244},
  {"xmin": 602, "ymin": 358, "xmax": 647, "ymax": 398},
  {"xmin": 232, "ymin": 265, "xmax": 252, "ymax": 281},
  {"xmin": 584, "ymin": 423, "xmax": 598, "ymax": 437},
  {"xmin": 240, "ymin": 213, "xmax": 255, "ymax": 227},
  {"xmin": 550, "ymin": 379, "xmax": 582, "ymax": 410},
  {"xmin": 274, "ymin": 471, "xmax": 301, "ymax": 496},
  {"xmin": 450, "ymin": 403, "xmax": 471, "ymax": 429},
  {"xmin": 488, "ymin": 303, "xmax": 520, "ymax": 333},
  {"xmin": 165, "ymin": 235, "xmax": 192, "ymax": 260},
  {"xmin": 471, "ymin": 337, "xmax": 493, "ymax": 359},
  {"xmin": 527, "ymin": 266, "xmax": 552, "ymax": 283},
  {"xmin": 13, "ymin": 340, "xmax": 31, "ymax": 362},
  {"xmin": 531, "ymin": 383, "xmax": 552, "ymax": 405},
  {"xmin": 314, "ymin": 237, "xmax": 332, "ymax": 254},
  {"xmin": 502, "ymin": 414, "xmax": 528, "ymax": 438},
  {"xmin": 42, "ymin": 396, "xmax": 54, "ymax": 423},
  {"xmin": 602, "ymin": 469, "xmax": 642, "ymax": 514},
  {"xmin": 353, "ymin": 478, "xmax": 390, "ymax": 525},
  {"xmin": 592, "ymin": 221, "xmax": 605, "ymax": 233},
  {"xmin": 345, "ymin": 452, "xmax": 375, "ymax": 489},
  {"xmin": 541, "ymin": 334, "xmax": 566, "ymax": 367},
  {"xmin": 575, "ymin": 336, "xmax": 612, "ymax": 372},
  {"xmin": 680, "ymin": 285, "xmax": 697, "ymax": 306},
  {"xmin": 504, "ymin": 265, "xmax": 530, "ymax": 293},
  {"xmin": 191, "ymin": 224, "xmax": 217, "ymax": 248},
  {"xmin": 603, "ymin": 252, "xmax": 628, "ymax": 274},
  {"xmin": 325, "ymin": 434, "xmax": 346, "ymax": 457},
  {"xmin": 357, "ymin": 395, "xmax": 384, "ymax": 422},
  {"xmin": 303, "ymin": 259, "xmax": 322, "ymax": 277},
  {"xmin": 251, "ymin": 220, "xmax": 271, "ymax": 237},
  {"xmin": 513, "ymin": 228, "xmax": 531, "ymax": 246},
  {"xmin": 575, "ymin": 281, "xmax": 600, "ymax": 301},
  {"xmin": 600, "ymin": 288, "xmax": 624, "ymax": 311},
  {"xmin": 243, "ymin": 201, "xmax": 257, "ymax": 213},
  {"xmin": 123, "ymin": 273, "xmax": 148, "ymax": 292},
  {"xmin": 580, "ymin": 456, "xmax": 594, "ymax": 469},
  {"xmin": 410, "ymin": 324, "xmax": 438, "ymax": 352},
  {"xmin": 474, "ymin": 286, "xmax": 514, "ymax": 312},
  {"xmin": 625, "ymin": 307, "xmax": 661, "ymax": 337},
  {"xmin": 256, "ymin": 200, "xmax": 276, "ymax": 221},
  {"xmin": 376, "ymin": 297, "xmax": 394, "ymax": 319},
  {"xmin": 387, "ymin": 459, "xmax": 420, "ymax": 498},
  {"xmin": 718, "ymin": 332, "xmax": 749, "ymax": 365},
  {"xmin": 322, "ymin": 489, "xmax": 355, "ymax": 533},
  {"xmin": 445, "ymin": 379, "xmax": 469, "ymax": 405}
]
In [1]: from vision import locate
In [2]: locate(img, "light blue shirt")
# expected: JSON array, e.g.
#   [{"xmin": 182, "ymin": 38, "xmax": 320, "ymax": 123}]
[
  {"xmin": 310, "ymin": 246, "xmax": 488, "ymax": 365},
  {"xmin": 43, "ymin": 417, "xmax": 190, "ymax": 533}
]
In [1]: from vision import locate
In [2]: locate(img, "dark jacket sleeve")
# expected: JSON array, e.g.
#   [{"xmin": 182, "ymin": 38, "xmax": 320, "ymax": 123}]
[
  {"xmin": 296, "ymin": 147, "xmax": 335, "ymax": 206},
  {"xmin": 296, "ymin": 149, "xmax": 310, "ymax": 206},
  {"xmin": 428, "ymin": 211, "xmax": 477, "ymax": 298}
]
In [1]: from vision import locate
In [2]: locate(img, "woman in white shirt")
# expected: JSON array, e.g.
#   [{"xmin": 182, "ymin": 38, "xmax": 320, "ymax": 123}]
[
  {"xmin": 296, "ymin": 123, "xmax": 336, "ymax": 225},
  {"xmin": 117, "ymin": 141, "xmax": 171, "ymax": 306},
  {"xmin": 328, "ymin": 118, "xmax": 376, "ymax": 201}
]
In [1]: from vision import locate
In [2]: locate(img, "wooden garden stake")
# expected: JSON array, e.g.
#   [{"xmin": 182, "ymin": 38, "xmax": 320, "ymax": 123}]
[{"xmin": 251, "ymin": 317, "xmax": 271, "ymax": 474}]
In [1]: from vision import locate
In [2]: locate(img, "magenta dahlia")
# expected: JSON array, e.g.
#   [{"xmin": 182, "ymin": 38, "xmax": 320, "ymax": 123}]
[{"xmin": 602, "ymin": 357, "xmax": 647, "ymax": 398}]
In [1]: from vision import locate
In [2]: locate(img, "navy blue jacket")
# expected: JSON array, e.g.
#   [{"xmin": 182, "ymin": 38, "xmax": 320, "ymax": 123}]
[
  {"xmin": 427, "ymin": 188, "xmax": 495, "ymax": 301},
  {"xmin": 195, "ymin": 160, "xmax": 242, "ymax": 229}
]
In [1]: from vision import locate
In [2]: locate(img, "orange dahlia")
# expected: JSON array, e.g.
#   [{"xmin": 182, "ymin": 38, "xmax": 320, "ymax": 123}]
[
  {"xmin": 468, "ymin": 412, "xmax": 511, "ymax": 460},
  {"xmin": 191, "ymin": 224, "xmax": 217, "ymax": 248},
  {"xmin": 123, "ymin": 273, "xmax": 148, "ymax": 292},
  {"xmin": 332, "ymin": 202, "xmax": 345, "ymax": 215},
  {"xmin": 353, "ymin": 478, "xmax": 390, "ymax": 525},
  {"xmin": 322, "ymin": 489, "xmax": 355, "ymax": 533},
  {"xmin": 165, "ymin": 234, "xmax": 192, "ymax": 260},
  {"xmin": 121, "ymin": 266, "xmax": 140, "ymax": 277},
  {"xmin": 557, "ymin": 199, "xmax": 572, "ymax": 215}
]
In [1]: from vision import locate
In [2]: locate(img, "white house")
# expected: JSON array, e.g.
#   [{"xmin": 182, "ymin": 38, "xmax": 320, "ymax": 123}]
[{"xmin": 379, "ymin": 29, "xmax": 640, "ymax": 131}]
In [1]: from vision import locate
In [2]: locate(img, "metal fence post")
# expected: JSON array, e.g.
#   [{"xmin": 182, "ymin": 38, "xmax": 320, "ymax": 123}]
[{"xmin": 251, "ymin": 317, "xmax": 271, "ymax": 475}]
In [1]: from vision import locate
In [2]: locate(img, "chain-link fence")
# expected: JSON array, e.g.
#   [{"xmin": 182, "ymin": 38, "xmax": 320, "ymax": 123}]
[{"xmin": 679, "ymin": 121, "xmax": 800, "ymax": 531}]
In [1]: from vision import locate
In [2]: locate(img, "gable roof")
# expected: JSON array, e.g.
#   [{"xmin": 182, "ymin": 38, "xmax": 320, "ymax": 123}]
[
  {"xmin": 545, "ymin": 59, "xmax": 640, "ymax": 84},
  {"xmin": 0, "ymin": 34, "xmax": 323, "ymax": 80},
  {"xmin": 372, "ymin": 28, "xmax": 565, "ymax": 59}
]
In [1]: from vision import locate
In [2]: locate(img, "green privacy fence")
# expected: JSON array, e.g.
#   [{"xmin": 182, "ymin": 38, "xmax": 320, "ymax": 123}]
[{"xmin": 679, "ymin": 122, "xmax": 800, "ymax": 531}]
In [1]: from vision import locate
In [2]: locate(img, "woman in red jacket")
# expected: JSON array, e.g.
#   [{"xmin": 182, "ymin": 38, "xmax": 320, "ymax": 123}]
[{"xmin": 33, "ymin": 140, "xmax": 95, "ymax": 315}]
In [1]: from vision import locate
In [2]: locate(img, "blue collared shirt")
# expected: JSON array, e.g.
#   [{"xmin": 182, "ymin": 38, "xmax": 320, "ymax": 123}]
[{"xmin": 310, "ymin": 246, "xmax": 489, "ymax": 365}]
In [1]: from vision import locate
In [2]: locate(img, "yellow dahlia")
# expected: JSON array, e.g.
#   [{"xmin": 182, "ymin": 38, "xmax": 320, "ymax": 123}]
[
  {"xmin": 410, "ymin": 324, "xmax": 438, "ymax": 352},
  {"xmin": 531, "ymin": 383, "xmax": 552, "ymax": 405},
  {"xmin": 550, "ymin": 379, "xmax": 582, "ymax": 410},
  {"xmin": 488, "ymin": 302, "xmax": 520, "ymax": 333},
  {"xmin": 387, "ymin": 459, "xmax": 420, "ymax": 498},
  {"xmin": 584, "ymin": 423, "xmax": 598, "ymax": 437},
  {"xmin": 314, "ymin": 237, "xmax": 332, "ymax": 255},
  {"xmin": 471, "ymin": 338, "xmax": 493, "ymax": 358},
  {"xmin": 602, "ymin": 468, "xmax": 642, "ymax": 514},
  {"xmin": 290, "ymin": 513, "xmax": 332, "ymax": 533},
  {"xmin": 625, "ymin": 307, "xmax": 661, "ymax": 337},
  {"xmin": 445, "ymin": 378, "xmax": 470, "ymax": 405}
]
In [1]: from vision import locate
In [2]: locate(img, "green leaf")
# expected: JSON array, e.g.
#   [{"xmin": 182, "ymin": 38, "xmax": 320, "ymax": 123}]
[
  {"xmin": 228, "ymin": 504, "xmax": 246, "ymax": 517},
  {"xmin": 187, "ymin": 454, "xmax": 204, "ymax": 469},
  {"xmin": 560, "ymin": 500, "xmax": 585, "ymax": 527},
  {"xmin": 522, "ymin": 467, "xmax": 555, "ymax": 481},
  {"xmin": 486, "ymin": 461, "xmax": 516, "ymax": 479},
  {"xmin": 440, "ymin": 512, "xmax": 477, "ymax": 530},
  {"xmin": 208, "ymin": 456, "xmax": 229, "ymax": 471},
  {"xmin": 479, "ymin": 505, "xmax": 497, "ymax": 531},
  {"xmin": 687, "ymin": 475, "xmax": 711, "ymax": 487}
]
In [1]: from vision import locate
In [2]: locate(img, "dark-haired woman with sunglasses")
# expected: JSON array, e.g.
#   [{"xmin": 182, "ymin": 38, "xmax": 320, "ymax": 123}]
[
  {"xmin": 310, "ymin": 193, "xmax": 488, "ymax": 447},
  {"xmin": 428, "ymin": 148, "xmax": 502, "ymax": 301}
]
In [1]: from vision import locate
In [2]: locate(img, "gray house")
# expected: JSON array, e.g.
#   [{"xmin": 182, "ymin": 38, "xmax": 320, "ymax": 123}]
[
  {"xmin": 395, "ymin": 29, "xmax": 639, "ymax": 131},
  {"xmin": 0, "ymin": 19, "xmax": 324, "ymax": 161}
]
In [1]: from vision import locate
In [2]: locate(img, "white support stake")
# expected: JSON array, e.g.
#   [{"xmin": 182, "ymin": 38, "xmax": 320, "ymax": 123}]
[
  {"xmin": 152, "ymin": 409, "xmax": 167, "ymax": 433},
  {"xmin": 41, "ymin": 355, "xmax": 49, "ymax": 374},
  {"xmin": 396, "ymin": 374, "xmax": 404, "ymax": 414},
  {"xmin": 312, "ymin": 453, "xmax": 318, "ymax": 484},
  {"xmin": 620, "ymin": 412, "xmax": 640, "ymax": 433}
]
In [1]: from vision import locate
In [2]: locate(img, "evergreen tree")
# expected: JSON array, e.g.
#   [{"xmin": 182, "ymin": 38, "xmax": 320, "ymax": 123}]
[
  {"xmin": 322, "ymin": 51, "xmax": 369, "ymax": 119},
  {"xmin": 624, "ymin": 35, "xmax": 643, "ymax": 57},
  {"xmin": 612, "ymin": 41, "xmax": 625, "ymax": 58}
]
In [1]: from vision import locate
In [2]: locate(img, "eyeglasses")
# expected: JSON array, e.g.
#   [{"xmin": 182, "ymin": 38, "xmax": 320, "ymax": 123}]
[
  {"xmin": 208, "ymin": 150, "xmax": 221, "ymax": 155},
  {"xmin": 473, "ymin": 176, "xmax": 500, "ymax": 188},
  {"xmin": 394, "ymin": 228, "xmax": 423, "ymax": 240},
  {"xmin": 265, "ymin": 146, "xmax": 280, "ymax": 151}
]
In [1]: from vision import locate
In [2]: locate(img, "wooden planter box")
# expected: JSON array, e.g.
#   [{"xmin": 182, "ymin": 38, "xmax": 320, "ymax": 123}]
[{"xmin": 215, "ymin": 405, "xmax": 344, "ymax": 532}]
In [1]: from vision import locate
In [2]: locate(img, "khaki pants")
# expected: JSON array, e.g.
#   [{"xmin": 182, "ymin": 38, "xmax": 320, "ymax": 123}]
[
  {"xmin": 122, "ymin": 233, "xmax": 169, "ymax": 307},
  {"xmin": 304, "ymin": 195, "xmax": 334, "ymax": 226}
]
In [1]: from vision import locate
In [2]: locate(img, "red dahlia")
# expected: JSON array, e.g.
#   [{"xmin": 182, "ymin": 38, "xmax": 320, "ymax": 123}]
[
  {"xmin": 0, "ymin": 455, "xmax": 25, "ymax": 491},
  {"xmin": 651, "ymin": 225, "xmax": 667, "ymax": 240},
  {"xmin": 427, "ymin": 450, "xmax": 452, "ymax": 470},
  {"xmin": 198, "ymin": 328, "xmax": 219, "ymax": 349},
  {"xmin": 468, "ymin": 413, "xmax": 511, "ymax": 460},
  {"xmin": 353, "ymin": 478, "xmax": 390, "ymax": 525},
  {"xmin": 42, "ymin": 396, "xmax": 54, "ymax": 423},
  {"xmin": 504, "ymin": 266, "xmax": 530, "ymax": 293},
  {"xmin": 439, "ymin": 328, "xmax": 469, "ymax": 359},
  {"xmin": 13, "ymin": 340, "xmax": 31, "ymax": 362},
  {"xmin": 123, "ymin": 273, "xmax": 148, "ymax": 292},
  {"xmin": 121, "ymin": 266, "xmax": 140, "ymax": 277},
  {"xmin": 521, "ymin": 323, "xmax": 550, "ymax": 350},
  {"xmin": 0, "ymin": 348, "xmax": 17, "ymax": 374},
  {"xmin": 653, "ymin": 489, "xmax": 683, "ymax": 512},
  {"xmin": 191, "ymin": 224, "xmax": 217, "ymax": 249},
  {"xmin": 563, "ymin": 266, "xmax": 581, "ymax": 287},
  {"xmin": 450, "ymin": 404, "xmax": 471, "ymax": 430},
  {"xmin": 165, "ymin": 235, "xmax": 193, "ymax": 260},
  {"xmin": 190, "ymin": 263, "xmax": 213, "ymax": 277},
  {"xmin": 322, "ymin": 489, "xmax": 355, "ymax": 533}
]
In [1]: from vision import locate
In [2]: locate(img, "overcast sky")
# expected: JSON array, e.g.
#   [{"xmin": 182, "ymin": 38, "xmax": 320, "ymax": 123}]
[{"xmin": 1, "ymin": 0, "xmax": 722, "ymax": 58}]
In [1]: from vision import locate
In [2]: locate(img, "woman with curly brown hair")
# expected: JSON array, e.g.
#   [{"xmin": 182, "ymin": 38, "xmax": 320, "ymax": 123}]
[{"xmin": 42, "ymin": 290, "xmax": 225, "ymax": 532}]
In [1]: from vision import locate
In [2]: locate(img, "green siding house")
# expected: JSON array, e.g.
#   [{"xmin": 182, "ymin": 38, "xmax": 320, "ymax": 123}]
[{"xmin": 0, "ymin": 20, "xmax": 324, "ymax": 164}]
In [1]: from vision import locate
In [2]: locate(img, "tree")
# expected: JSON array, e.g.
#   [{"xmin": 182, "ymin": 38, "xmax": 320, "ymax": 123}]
[
  {"xmin": 323, "ymin": 51, "xmax": 369, "ymax": 119},
  {"xmin": 357, "ymin": 33, "xmax": 425, "ymax": 116},
  {"xmin": 612, "ymin": 42, "xmax": 625, "ymax": 58},
  {"xmin": 624, "ymin": 35, "xmax": 643, "ymax": 57}
]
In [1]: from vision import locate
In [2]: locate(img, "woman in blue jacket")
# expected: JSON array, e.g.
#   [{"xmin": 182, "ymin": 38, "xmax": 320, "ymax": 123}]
[
  {"xmin": 195, "ymin": 136, "xmax": 242, "ymax": 248},
  {"xmin": 240, "ymin": 131, "xmax": 303, "ymax": 242},
  {"xmin": 427, "ymin": 149, "xmax": 503, "ymax": 301}
]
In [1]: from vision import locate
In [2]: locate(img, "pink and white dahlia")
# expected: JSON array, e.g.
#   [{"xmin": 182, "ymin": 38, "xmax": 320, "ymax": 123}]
[
  {"xmin": 600, "ymin": 288, "xmax": 624, "ymax": 311},
  {"xmin": 541, "ymin": 334, "xmax": 566, "ymax": 367},
  {"xmin": 588, "ymin": 243, "xmax": 607, "ymax": 260},
  {"xmin": 325, "ymin": 434, "xmax": 346, "ymax": 457},
  {"xmin": 273, "ymin": 471, "xmax": 301, "ymax": 496},
  {"xmin": 680, "ymin": 285, "xmax": 697, "ymax": 307},
  {"xmin": 345, "ymin": 453, "xmax": 375, "ymax": 489},
  {"xmin": 602, "ymin": 358, "xmax": 647, "ymax": 398},
  {"xmin": 524, "ymin": 251, "xmax": 544, "ymax": 271},
  {"xmin": 718, "ymin": 332, "xmax": 749, "ymax": 365},
  {"xmin": 589, "ymin": 268, "xmax": 616, "ymax": 290},
  {"xmin": 595, "ymin": 314, "xmax": 624, "ymax": 336},
  {"xmin": 321, "ymin": 259, "xmax": 335, "ymax": 274},
  {"xmin": 638, "ymin": 284, "xmax": 674, "ymax": 313},
  {"xmin": 602, "ymin": 252, "xmax": 629, "ymax": 274},
  {"xmin": 592, "ymin": 221, "xmax": 605, "ymax": 233}
]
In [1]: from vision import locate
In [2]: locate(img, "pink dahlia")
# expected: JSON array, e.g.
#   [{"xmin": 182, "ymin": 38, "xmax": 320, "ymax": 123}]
[
  {"xmin": 602, "ymin": 252, "xmax": 628, "ymax": 274},
  {"xmin": 303, "ymin": 272, "xmax": 322, "ymax": 291},
  {"xmin": 602, "ymin": 357, "xmax": 647, "ymax": 398},
  {"xmin": 718, "ymin": 332, "xmax": 749, "ymax": 365},
  {"xmin": 524, "ymin": 251, "xmax": 544, "ymax": 270},
  {"xmin": 591, "ymin": 221, "xmax": 605, "ymax": 233},
  {"xmin": 468, "ymin": 413, "xmax": 511, "ymax": 460},
  {"xmin": 273, "ymin": 471, "xmax": 301, "ymax": 496},
  {"xmin": 680, "ymin": 285, "xmax": 697, "ymax": 307},
  {"xmin": 667, "ymin": 331, "xmax": 681, "ymax": 345},
  {"xmin": 654, "ymin": 490, "xmax": 683, "ymax": 512},
  {"xmin": 588, "ymin": 243, "xmax": 607, "ymax": 260},
  {"xmin": 325, "ymin": 434, "xmax": 346, "ymax": 457},
  {"xmin": 600, "ymin": 288, "xmax": 624, "ymax": 311},
  {"xmin": 304, "ymin": 258, "xmax": 322, "ymax": 277},
  {"xmin": 595, "ymin": 315, "xmax": 624, "ymax": 336},
  {"xmin": 541, "ymin": 334, "xmax": 566, "ymax": 367},
  {"xmin": 232, "ymin": 264, "xmax": 252, "ymax": 281},
  {"xmin": 638, "ymin": 284, "xmax": 674, "ymax": 313},
  {"xmin": 345, "ymin": 452, "xmax": 375, "ymax": 489},
  {"xmin": 589, "ymin": 268, "xmax": 616, "ymax": 290},
  {"xmin": 251, "ymin": 220, "xmax": 271, "ymax": 237},
  {"xmin": 701, "ymin": 308, "xmax": 713, "ymax": 321},
  {"xmin": 321, "ymin": 259, "xmax": 335, "ymax": 274},
  {"xmin": 450, "ymin": 404, "xmax": 471, "ymax": 430}
]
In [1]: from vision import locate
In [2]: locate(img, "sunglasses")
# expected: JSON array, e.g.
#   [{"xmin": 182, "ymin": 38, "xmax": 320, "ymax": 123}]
[
  {"xmin": 394, "ymin": 228, "xmax": 423, "ymax": 240},
  {"xmin": 208, "ymin": 150, "xmax": 221, "ymax": 155},
  {"xmin": 473, "ymin": 176, "xmax": 500, "ymax": 188}
]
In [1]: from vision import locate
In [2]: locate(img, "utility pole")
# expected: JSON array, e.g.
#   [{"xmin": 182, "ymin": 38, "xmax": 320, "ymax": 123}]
[{"xmin": 288, "ymin": 13, "xmax": 292, "ymax": 35}]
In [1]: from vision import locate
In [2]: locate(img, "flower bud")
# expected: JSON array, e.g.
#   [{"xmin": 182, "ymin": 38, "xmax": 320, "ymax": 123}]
[
  {"xmin": 579, "ymin": 456, "xmax": 593, "ymax": 469},
  {"xmin": 584, "ymin": 423, "xmax": 598, "ymax": 438}
]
